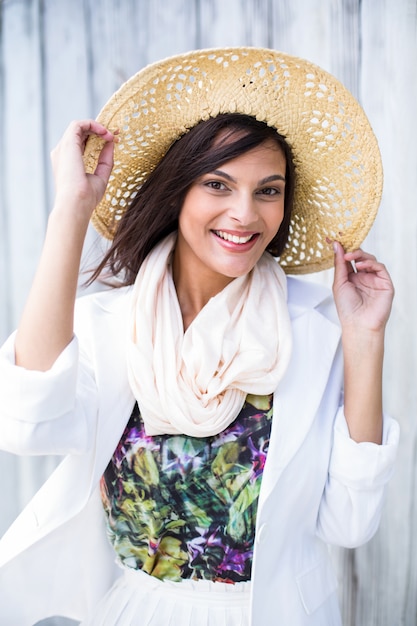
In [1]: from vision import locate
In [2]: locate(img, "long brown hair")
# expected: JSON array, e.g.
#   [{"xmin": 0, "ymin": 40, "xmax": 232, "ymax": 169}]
[{"xmin": 88, "ymin": 113, "xmax": 295, "ymax": 286}]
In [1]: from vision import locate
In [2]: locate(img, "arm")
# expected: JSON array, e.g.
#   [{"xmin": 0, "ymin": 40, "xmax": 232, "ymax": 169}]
[
  {"xmin": 314, "ymin": 247, "xmax": 398, "ymax": 546},
  {"xmin": 317, "ymin": 405, "xmax": 399, "ymax": 547},
  {"xmin": 332, "ymin": 241, "xmax": 394, "ymax": 444},
  {"xmin": 15, "ymin": 120, "xmax": 117, "ymax": 371}
]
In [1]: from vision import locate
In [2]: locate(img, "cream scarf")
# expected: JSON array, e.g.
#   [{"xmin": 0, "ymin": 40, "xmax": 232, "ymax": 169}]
[{"xmin": 126, "ymin": 233, "xmax": 292, "ymax": 437}]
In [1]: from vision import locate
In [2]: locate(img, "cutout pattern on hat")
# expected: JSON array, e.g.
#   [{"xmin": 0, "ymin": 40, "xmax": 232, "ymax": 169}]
[{"xmin": 84, "ymin": 47, "xmax": 382, "ymax": 274}]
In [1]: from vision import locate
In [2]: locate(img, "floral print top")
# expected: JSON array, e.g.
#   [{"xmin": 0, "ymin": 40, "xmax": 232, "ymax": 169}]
[{"xmin": 100, "ymin": 393, "xmax": 273, "ymax": 583}]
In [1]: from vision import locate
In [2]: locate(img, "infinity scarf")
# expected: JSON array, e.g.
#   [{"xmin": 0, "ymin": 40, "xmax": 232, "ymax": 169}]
[{"xmin": 126, "ymin": 233, "xmax": 292, "ymax": 437}]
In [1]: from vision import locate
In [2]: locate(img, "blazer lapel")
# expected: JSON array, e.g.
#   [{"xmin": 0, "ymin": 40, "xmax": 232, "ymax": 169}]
[{"xmin": 259, "ymin": 279, "xmax": 342, "ymax": 506}]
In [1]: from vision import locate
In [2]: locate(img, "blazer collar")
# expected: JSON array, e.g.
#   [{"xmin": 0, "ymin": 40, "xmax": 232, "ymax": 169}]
[{"xmin": 287, "ymin": 275, "xmax": 335, "ymax": 317}]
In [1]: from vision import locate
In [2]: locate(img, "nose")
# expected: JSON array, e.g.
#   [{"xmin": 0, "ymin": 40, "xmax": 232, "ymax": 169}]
[{"xmin": 228, "ymin": 191, "xmax": 258, "ymax": 225}]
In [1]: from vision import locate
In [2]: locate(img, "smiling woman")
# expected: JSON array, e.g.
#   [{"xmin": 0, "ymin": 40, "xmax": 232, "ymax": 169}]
[{"xmin": 0, "ymin": 47, "xmax": 399, "ymax": 626}]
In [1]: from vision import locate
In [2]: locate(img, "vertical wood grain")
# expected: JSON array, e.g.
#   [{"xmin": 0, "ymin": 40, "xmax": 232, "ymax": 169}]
[
  {"xmin": 1, "ymin": 0, "xmax": 47, "ymax": 326},
  {"xmin": 354, "ymin": 1, "xmax": 417, "ymax": 624},
  {"xmin": 0, "ymin": 3, "xmax": 12, "ymax": 342},
  {"xmin": 197, "ymin": 0, "xmax": 273, "ymax": 48}
]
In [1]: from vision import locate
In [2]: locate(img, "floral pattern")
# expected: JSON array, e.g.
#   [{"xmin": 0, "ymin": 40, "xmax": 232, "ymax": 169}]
[{"xmin": 100, "ymin": 394, "xmax": 273, "ymax": 583}]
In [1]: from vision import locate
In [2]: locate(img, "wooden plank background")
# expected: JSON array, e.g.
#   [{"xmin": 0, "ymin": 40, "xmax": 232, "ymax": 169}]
[{"xmin": 0, "ymin": 1, "xmax": 416, "ymax": 624}]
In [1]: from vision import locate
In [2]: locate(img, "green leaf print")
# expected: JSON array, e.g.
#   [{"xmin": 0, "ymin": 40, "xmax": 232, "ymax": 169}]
[
  {"xmin": 143, "ymin": 536, "xmax": 188, "ymax": 581},
  {"xmin": 133, "ymin": 448, "xmax": 159, "ymax": 486},
  {"xmin": 183, "ymin": 500, "xmax": 212, "ymax": 528},
  {"xmin": 212, "ymin": 442, "xmax": 241, "ymax": 476},
  {"xmin": 101, "ymin": 394, "xmax": 273, "ymax": 583},
  {"xmin": 227, "ymin": 482, "xmax": 259, "ymax": 541},
  {"xmin": 246, "ymin": 394, "xmax": 272, "ymax": 411}
]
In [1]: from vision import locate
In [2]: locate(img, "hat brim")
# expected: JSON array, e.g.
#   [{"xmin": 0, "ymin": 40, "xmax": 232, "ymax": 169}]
[{"xmin": 84, "ymin": 47, "xmax": 382, "ymax": 274}]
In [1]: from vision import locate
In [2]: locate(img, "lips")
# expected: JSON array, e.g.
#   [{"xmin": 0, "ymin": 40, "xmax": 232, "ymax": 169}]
[{"xmin": 213, "ymin": 230, "xmax": 257, "ymax": 244}]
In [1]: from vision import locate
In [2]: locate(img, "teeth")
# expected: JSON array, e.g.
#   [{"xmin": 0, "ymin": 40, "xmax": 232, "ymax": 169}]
[{"xmin": 214, "ymin": 230, "xmax": 253, "ymax": 244}]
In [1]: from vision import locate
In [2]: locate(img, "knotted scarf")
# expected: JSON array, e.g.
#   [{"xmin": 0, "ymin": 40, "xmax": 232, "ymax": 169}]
[{"xmin": 126, "ymin": 233, "xmax": 292, "ymax": 437}]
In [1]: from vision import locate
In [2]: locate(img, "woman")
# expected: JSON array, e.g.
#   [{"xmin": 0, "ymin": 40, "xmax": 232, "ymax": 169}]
[{"xmin": 0, "ymin": 48, "xmax": 398, "ymax": 625}]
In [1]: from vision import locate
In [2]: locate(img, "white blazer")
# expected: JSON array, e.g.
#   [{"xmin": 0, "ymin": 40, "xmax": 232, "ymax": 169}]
[{"xmin": 0, "ymin": 277, "xmax": 399, "ymax": 626}]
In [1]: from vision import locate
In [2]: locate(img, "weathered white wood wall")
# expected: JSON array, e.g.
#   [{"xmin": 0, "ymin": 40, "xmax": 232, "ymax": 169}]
[{"xmin": 0, "ymin": 1, "xmax": 416, "ymax": 625}]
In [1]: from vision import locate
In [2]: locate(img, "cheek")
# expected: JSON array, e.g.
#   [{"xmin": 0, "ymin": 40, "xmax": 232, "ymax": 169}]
[
  {"xmin": 179, "ymin": 196, "xmax": 216, "ymax": 235},
  {"xmin": 177, "ymin": 205, "xmax": 206, "ymax": 245},
  {"xmin": 266, "ymin": 205, "xmax": 285, "ymax": 232}
]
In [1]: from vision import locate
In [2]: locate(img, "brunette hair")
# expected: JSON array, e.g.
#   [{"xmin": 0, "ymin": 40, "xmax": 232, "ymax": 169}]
[{"xmin": 88, "ymin": 113, "xmax": 295, "ymax": 286}]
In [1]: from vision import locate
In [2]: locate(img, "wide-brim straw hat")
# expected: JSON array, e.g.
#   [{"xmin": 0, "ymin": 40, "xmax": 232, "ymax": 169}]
[{"xmin": 84, "ymin": 47, "xmax": 382, "ymax": 274}]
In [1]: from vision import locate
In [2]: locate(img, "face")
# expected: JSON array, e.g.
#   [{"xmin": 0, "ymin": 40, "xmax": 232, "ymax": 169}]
[{"xmin": 173, "ymin": 139, "xmax": 287, "ymax": 292}]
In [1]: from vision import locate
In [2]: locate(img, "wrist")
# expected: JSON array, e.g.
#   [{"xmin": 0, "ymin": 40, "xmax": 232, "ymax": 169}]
[
  {"xmin": 342, "ymin": 330, "xmax": 385, "ymax": 370},
  {"xmin": 341, "ymin": 324, "xmax": 386, "ymax": 349},
  {"xmin": 49, "ymin": 201, "xmax": 91, "ymax": 238}
]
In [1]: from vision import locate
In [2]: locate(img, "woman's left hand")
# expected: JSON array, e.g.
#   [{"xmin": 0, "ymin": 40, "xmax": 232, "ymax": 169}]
[{"xmin": 332, "ymin": 241, "xmax": 394, "ymax": 334}]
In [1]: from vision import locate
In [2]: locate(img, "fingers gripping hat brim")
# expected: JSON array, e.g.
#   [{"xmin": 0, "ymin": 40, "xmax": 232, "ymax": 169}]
[{"xmin": 84, "ymin": 47, "xmax": 383, "ymax": 274}]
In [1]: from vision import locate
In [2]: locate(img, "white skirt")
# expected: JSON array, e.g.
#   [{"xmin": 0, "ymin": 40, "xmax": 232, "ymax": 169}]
[{"xmin": 81, "ymin": 567, "xmax": 251, "ymax": 626}]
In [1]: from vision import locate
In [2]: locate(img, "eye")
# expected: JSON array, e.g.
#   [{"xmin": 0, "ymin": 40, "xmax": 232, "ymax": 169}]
[
  {"xmin": 204, "ymin": 180, "xmax": 229, "ymax": 191},
  {"xmin": 257, "ymin": 187, "xmax": 281, "ymax": 196}
]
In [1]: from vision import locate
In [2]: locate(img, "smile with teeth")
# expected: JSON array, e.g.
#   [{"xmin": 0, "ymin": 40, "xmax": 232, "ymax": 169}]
[{"xmin": 213, "ymin": 230, "xmax": 256, "ymax": 244}]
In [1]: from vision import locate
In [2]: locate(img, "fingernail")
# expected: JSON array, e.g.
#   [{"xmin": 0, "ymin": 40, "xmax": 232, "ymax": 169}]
[{"xmin": 333, "ymin": 241, "xmax": 338, "ymax": 254}]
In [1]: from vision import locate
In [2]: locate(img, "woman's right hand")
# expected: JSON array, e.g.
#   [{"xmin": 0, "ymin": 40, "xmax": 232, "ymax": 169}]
[{"xmin": 50, "ymin": 120, "xmax": 117, "ymax": 220}]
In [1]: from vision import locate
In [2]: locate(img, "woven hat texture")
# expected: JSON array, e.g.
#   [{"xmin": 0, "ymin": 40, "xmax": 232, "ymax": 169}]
[{"xmin": 84, "ymin": 47, "xmax": 383, "ymax": 274}]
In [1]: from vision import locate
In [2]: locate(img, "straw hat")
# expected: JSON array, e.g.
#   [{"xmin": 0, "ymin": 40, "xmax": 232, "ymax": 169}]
[{"xmin": 84, "ymin": 47, "xmax": 382, "ymax": 274}]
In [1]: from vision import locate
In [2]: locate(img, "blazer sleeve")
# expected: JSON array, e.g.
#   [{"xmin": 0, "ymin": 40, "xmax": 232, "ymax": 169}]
[
  {"xmin": 316, "ymin": 407, "xmax": 400, "ymax": 548},
  {"xmin": 0, "ymin": 331, "xmax": 99, "ymax": 457}
]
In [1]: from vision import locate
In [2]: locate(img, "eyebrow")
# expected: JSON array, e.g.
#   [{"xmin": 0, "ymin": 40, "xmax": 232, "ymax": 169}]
[{"xmin": 210, "ymin": 170, "xmax": 286, "ymax": 184}]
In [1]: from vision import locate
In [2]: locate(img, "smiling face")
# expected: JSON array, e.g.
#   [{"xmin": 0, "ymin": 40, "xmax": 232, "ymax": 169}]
[{"xmin": 173, "ymin": 139, "xmax": 287, "ymax": 295}]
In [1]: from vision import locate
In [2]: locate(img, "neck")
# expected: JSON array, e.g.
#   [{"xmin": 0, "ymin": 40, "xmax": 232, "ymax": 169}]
[{"xmin": 172, "ymin": 248, "xmax": 234, "ymax": 331}]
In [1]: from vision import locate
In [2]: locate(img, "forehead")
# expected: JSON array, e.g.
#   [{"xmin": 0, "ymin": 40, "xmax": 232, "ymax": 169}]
[
  {"xmin": 213, "ymin": 126, "xmax": 286, "ymax": 157},
  {"xmin": 213, "ymin": 131, "xmax": 287, "ymax": 164}
]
